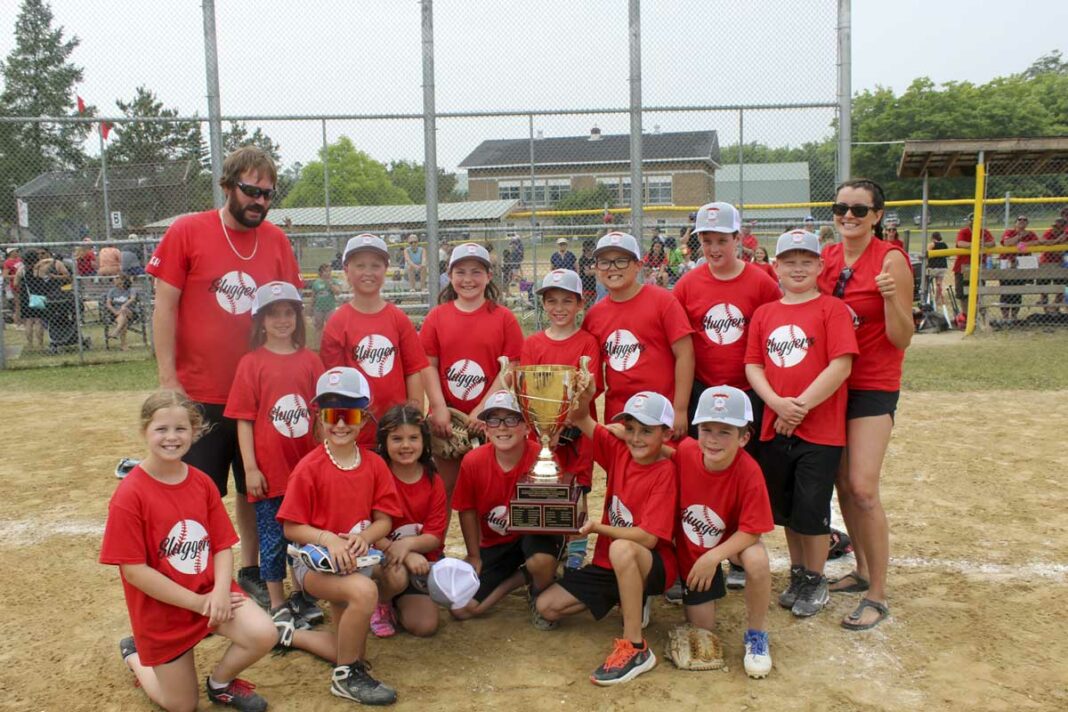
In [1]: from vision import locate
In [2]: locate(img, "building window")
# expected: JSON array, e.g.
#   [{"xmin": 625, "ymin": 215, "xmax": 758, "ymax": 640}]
[
  {"xmin": 647, "ymin": 176, "xmax": 672, "ymax": 205},
  {"xmin": 498, "ymin": 181, "xmax": 521, "ymax": 201}
]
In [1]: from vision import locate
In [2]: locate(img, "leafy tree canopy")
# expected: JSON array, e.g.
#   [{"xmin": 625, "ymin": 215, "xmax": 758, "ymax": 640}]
[
  {"xmin": 105, "ymin": 86, "xmax": 202, "ymax": 166},
  {"xmin": 283, "ymin": 136, "xmax": 411, "ymax": 208}
]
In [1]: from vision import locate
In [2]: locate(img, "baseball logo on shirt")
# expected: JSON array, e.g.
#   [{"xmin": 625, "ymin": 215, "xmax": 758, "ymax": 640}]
[
  {"xmin": 604, "ymin": 329, "xmax": 643, "ymax": 371},
  {"xmin": 354, "ymin": 334, "xmax": 397, "ymax": 378},
  {"xmin": 269, "ymin": 394, "xmax": 310, "ymax": 438},
  {"xmin": 766, "ymin": 324, "xmax": 814, "ymax": 368},
  {"xmin": 681, "ymin": 504, "xmax": 726, "ymax": 548},
  {"xmin": 348, "ymin": 520, "xmax": 372, "ymax": 535},
  {"xmin": 486, "ymin": 505, "xmax": 509, "ymax": 535},
  {"xmin": 210, "ymin": 270, "xmax": 257, "ymax": 314},
  {"xmin": 445, "ymin": 359, "xmax": 487, "ymax": 401},
  {"xmin": 388, "ymin": 523, "xmax": 424, "ymax": 541},
  {"xmin": 702, "ymin": 303, "xmax": 746, "ymax": 345},
  {"xmin": 608, "ymin": 496, "xmax": 634, "ymax": 528},
  {"xmin": 845, "ymin": 304, "xmax": 861, "ymax": 330},
  {"xmin": 159, "ymin": 519, "xmax": 210, "ymax": 575}
]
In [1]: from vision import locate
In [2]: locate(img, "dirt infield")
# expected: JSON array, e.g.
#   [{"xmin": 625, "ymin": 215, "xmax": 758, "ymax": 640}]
[{"xmin": 1, "ymin": 389, "xmax": 1066, "ymax": 711}]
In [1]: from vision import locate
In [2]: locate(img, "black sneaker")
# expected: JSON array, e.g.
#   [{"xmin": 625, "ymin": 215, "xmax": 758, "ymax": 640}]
[
  {"xmin": 270, "ymin": 603, "xmax": 295, "ymax": 648},
  {"xmin": 590, "ymin": 638, "xmax": 657, "ymax": 686},
  {"xmin": 205, "ymin": 677, "xmax": 268, "ymax": 712},
  {"xmin": 777, "ymin": 564, "xmax": 806, "ymax": 609},
  {"xmin": 236, "ymin": 566, "xmax": 270, "ymax": 609},
  {"xmin": 664, "ymin": 581, "xmax": 683, "ymax": 605},
  {"xmin": 330, "ymin": 661, "xmax": 397, "ymax": 705},
  {"xmin": 726, "ymin": 562, "xmax": 747, "ymax": 589},
  {"xmin": 119, "ymin": 636, "xmax": 137, "ymax": 662},
  {"xmin": 791, "ymin": 571, "xmax": 830, "ymax": 618},
  {"xmin": 289, "ymin": 589, "xmax": 325, "ymax": 627}
]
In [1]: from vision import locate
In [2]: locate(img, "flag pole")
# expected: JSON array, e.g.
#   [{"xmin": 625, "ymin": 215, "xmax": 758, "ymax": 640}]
[{"xmin": 99, "ymin": 123, "xmax": 112, "ymax": 241}]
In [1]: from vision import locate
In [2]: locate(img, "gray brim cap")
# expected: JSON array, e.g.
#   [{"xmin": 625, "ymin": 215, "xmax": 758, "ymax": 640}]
[
  {"xmin": 692, "ymin": 202, "xmax": 741, "ymax": 234},
  {"xmin": 312, "ymin": 367, "xmax": 372, "ymax": 407},
  {"xmin": 775, "ymin": 230, "xmax": 821, "ymax": 257},
  {"xmin": 593, "ymin": 231, "xmax": 642, "ymax": 260},
  {"xmin": 343, "ymin": 233, "xmax": 390, "ymax": 264},
  {"xmin": 252, "ymin": 280, "xmax": 303, "ymax": 316},
  {"xmin": 692, "ymin": 385, "xmax": 753, "ymax": 427},
  {"xmin": 611, "ymin": 390, "xmax": 674, "ymax": 428},
  {"xmin": 536, "ymin": 268, "xmax": 583, "ymax": 296},
  {"xmin": 477, "ymin": 389, "xmax": 524, "ymax": 421},
  {"xmin": 448, "ymin": 242, "xmax": 492, "ymax": 270}
]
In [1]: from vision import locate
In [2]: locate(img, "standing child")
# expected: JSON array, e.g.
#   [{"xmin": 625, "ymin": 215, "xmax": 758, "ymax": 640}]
[
  {"xmin": 581, "ymin": 231, "xmax": 694, "ymax": 440},
  {"xmin": 371, "ymin": 404, "xmax": 448, "ymax": 638},
  {"xmin": 450, "ymin": 390, "xmax": 562, "ymax": 627},
  {"xmin": 520, "ymin": 269, "xmax": 603, "ymax": 570},
  {"xmin": 744, "ymin": 231, "xmax": 858, "ymax": 619},
  {"xmin": 420, "ymin": 242, "xmax": 524, "ymax": 500},
  {"xmin": 320, "ymin": 234, "xmax": 450, "ymax": 449},
  {"xmin": 101, "ymin": 391, "xmax": 277, "ymax": 712},
  {"xmin": 311, "ymin": 263, "xmax": 342, "ymax": 341},
  {"xmin": 536, "ymin": 389, "xmax": 678, "ymax": 686},
  {"xmin": 225, "ymin": 281, "xmax": 326, "ymax": 629}
]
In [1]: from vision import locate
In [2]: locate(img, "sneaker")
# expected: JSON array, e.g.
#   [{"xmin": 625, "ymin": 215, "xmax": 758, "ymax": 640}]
[
  {"xmin": 236, "ymin": 567, "xmax": 270, "ymax": 609},
  {"xmin": 777, "ymin": 564, "xmax": 806, "ymax": 608},
  {"xmin": 664, "ymin": 581, "xmax": 683, "ymax": 605},
  {"xmin": 271, "ymin": 603, "xmax": 295, "ymax": 648},
  {"xmin": 641, "ymin": 597, "xmax": 651, "ymax": 629},
  {"xmin": 528, "ymin": 587, "xmax": 557, "ymax": 631},
  {"xmin": 205, "ymin": 677, "xmax": 268, "ymax": 712},
  {"xmin": 370, "ymin": 602, "xmax": 397, "ymax": 638},
  {"xmin": 791, "ymin": 571, "xmax": 830, "ymax": 618},
  {"xmin": 743, "ymin": 630, "xmax": 772, "ymax": 679},
  {"xmin": 330, "ymin": 661, "xmax": 398, "ymax": 705},
  {"xmin": 590, "ymin": 638, "xmax": 657, "ymax": 686},
  {"xmin": 114, "ymin": 458, "xmax": 140, "ymax": 479},
  {"xmin": 119, "ymin": 636, "xmax": 137, "ymax": 662},
  {"xmin": 288, "ymin": 590, "xmax": 324, "ymax": 627},
  {"xmin": 726, "ymin": 562, "xmax": 747, "ymax": 589}
]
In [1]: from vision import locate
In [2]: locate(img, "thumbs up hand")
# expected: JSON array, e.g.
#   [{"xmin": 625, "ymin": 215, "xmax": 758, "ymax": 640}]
[{"xmin": 875, "ymin": 263, "xmax": 896, "ymax": 299}]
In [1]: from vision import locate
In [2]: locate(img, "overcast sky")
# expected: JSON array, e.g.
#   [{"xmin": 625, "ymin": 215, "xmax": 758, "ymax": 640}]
[{"xmin": 1, "ymin": 0, "xmax": 1065, "ymax": 172}]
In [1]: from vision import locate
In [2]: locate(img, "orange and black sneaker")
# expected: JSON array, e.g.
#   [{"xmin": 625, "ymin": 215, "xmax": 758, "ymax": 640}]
[{"xmin": 590, "ymin": 638, "xmax": 657, "ymax": 686}]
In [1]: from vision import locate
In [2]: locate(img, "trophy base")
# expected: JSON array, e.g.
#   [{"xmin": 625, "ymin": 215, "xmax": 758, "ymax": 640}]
[{"xmin": 507, "ymin": 471, "xmax": 586, "ymax": 535}]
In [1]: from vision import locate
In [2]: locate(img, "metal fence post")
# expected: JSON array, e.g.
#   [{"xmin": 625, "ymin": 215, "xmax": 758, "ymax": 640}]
[
  {"xmin": 422, "ymin": 0, "xmax": 440, "ymax": 313},
  {"xmin": 628, "ymin": 0, "xmax": 643, "ymax": 242},
  {"xmin": 738, "ymin": 108, "xmax": 745, "ymax": 222},
  {"xmin": 72, "ymin": 274, "xmax": 85, "ymax": 363},
  {"xmin": 528, "ymin": 114, "xmax": 540, "ymax": 328},
  {"xmin": 202, "ymin": 0, "xmax": 225, "ymax": 209},
  {"xmin": 1004, "ymin": 191, "xmax": 1011, "ymax": 229},
  {"xmin": 99, "ymin": 127, "xmax": 112, "ymax": 241},
  {"xmin": 0, "ymin": 278, "xmax": 6, "ymax": 370},
  {"xmin": 836, "ymin": 0, "xmax": 852, "ymax": 184},
  {"xmin": 321, "ymin": 119, "xmax": 334, "ymax": 257}
]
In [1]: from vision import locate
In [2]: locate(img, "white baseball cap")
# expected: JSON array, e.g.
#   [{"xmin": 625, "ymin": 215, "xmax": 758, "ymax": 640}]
[
  {"xmin": 692, "ymin": 386, "xmax": 753, "ymax": 427},
  {"xmin": 556, "ymin": 237, "xmax": 569, "ymax": 245},
  {"xmin": 593, "ymin": 231, "xmax": 642, "ymax": 260},
  {"xmin": 343, "ymin": 233, "xmax": 390, "ymax": 264},
  {"xmin": 535, "ymin": 269, "xmax": 583, "ymax": 297},
  {"xmin": 448, "ymin": 242, "xmax": 492, "ymax": 270},
  {"xmin": 775, "ymin": 230, "xmax": 821, "ymax": 257},
  {"xmin": 313, "ymin": 367, "xmax": 371, "ymax": 408},
  {"xmin": 428, "ymin": 558, "xmax": 480, "ymax": 610},
  {"xmin": 611, "ymin": 390, "xmax": 674, "ymax": 428},
  {"xmin": 251, "ymin": 280, "xmax": 303, "ymax": 316},
  {"xmin": 477, "ymin": 390, "xmax": 524, "ymax": 420},
  {"xmin": 692, "ymin": 202, "xmax": 741, "ymax": 235}
]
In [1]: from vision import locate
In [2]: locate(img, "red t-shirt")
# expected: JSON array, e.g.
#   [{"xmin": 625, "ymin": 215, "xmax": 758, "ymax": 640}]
[
  {"xmin": 673, "ymin": 263, "xmax": 781, "ymax": 390},
  {"xmin": 277, "ymin": 446, "xmax": 403, "ymax": 535},
  {"xmin": 590, "ymin": 425, "xmax": 678, "ymax": 586},
  {"xmin": 146, "ymin": 210, "xmax": 302, "ymax": 404},
  {"xmin": 753, "ymin": 261, "xmax": 777, "ymax": 280},
  {"xmin": 520, "ymin": 330, "xmax": 603, "ymax": 488},
  {"xmin": 744, "ymin": 295, "xmax": 859, "ymax": 445},
  {"xmin": 1040, "ymin": 228, "xmax": 1066, "ymax": 265},
  {"xmin": 2, "ymin": 257, "xmax": 20, "ymax": 288},
  {"xmin": 99, "ymin": 465, "xmax": 239, "ymax": 666},
  {"xmin": 320, "ymin": 302, "xmax": 429, "ymax": 445},
  {"xmin": 451, "ymin": 440, "xmax": 539, "ymax": 549},
  {"xmin": 818, "ymin": 239, "xmax": 911, "ymax": 392},
  {"xmin": 420, "ymin": 301, "xmax": 524, "ymax": 414},
  {"xmin": 223, "ymin": 347, "xmax": 324, "ymax": 501},
  {"xmin": 952, "ymin": 227, "xmax": 994, "ymax": 273},
  {"xmin": 742, "ymin": 234, "xmax": 759, "ymax": 260},
  {"xmin": 670, "ymin": 440, "xmax": 773, "ymax": 580},
  {"xmin": 1000, "ymin": 229, "xmax": 1038, "ymax": 267},
  {"xmin": 388, "ymin": 470, "xmax": 448, "ymax": 562},
  {"xmin": 582, "ymin": 285, "xmax": 693, "ymax": 421}
]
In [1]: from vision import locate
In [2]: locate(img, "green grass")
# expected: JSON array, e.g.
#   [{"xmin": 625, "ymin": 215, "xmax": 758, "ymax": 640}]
[{"xmin": 0, "ymin": 357, "xmax": 156, "ymax": 392}]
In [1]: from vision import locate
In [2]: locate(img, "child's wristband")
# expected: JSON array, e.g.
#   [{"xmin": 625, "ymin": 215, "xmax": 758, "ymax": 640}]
[{"xmin": 316, "ymin": 530, "xmax": 326, "ymax": 546}]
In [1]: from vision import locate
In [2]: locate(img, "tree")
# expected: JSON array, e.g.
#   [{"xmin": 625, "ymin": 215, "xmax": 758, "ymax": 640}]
[
  {"xmin": 1022, "ymin": 50, "xmax": 1068, "ymax": 80},
  {"xmin": 219, "ymin": 121, "xmax": 281, "ymax": 166},
  {"xmin": 721, "ymin": 138, "xmax": 838, "ymax": 201},
  {"xmin": 0, "ymin": 0, "xmax": 90, "ymax": 220},
  {"xmin": 553, "ymin": 184, "xmax": 616, "ymax": 225},
  {"xmin": 283, "ymin": 136, "xmax": 411, "ymax": 208},
  {"xmin": 386, "ymin": 159, "xmax": 459, "ymax": 203},
  {"xmin": 104, "ymin": 86, "xmax": 203, "ymax": 166}
]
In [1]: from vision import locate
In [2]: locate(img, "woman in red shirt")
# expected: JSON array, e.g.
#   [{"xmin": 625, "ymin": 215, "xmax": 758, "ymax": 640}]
[{"xmin": 817, "ymin": 179, "xmax": 913, "ymax": 632}]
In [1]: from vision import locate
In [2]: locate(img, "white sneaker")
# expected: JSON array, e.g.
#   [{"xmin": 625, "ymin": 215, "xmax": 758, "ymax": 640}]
[
  {"xmin": 641, "ymin": 597, "xmax": 651, "ymax": 629},
  {"xmin": 743, "ymin": 630, "xmax": 772, "ymax": 679}
]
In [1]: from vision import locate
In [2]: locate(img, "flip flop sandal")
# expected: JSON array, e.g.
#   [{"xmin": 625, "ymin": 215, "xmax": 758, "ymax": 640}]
[
  {"xmin": 841, "ymin": 598, "xmax": 890, "ymax": 631},
  {"xmin": 829, "ymin": 570, "xmax": 870, "ymax": 593}
]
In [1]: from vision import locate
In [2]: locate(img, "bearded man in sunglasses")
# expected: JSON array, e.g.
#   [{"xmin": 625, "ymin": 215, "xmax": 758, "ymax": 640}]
[{"xmin": 147, "ymin": 146, "xmax": 302, "ymax": 607}]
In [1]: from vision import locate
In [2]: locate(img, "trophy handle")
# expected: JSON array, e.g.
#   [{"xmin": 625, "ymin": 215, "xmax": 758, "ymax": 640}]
[
  {"xmin": 497, "ymin": 355, "xmax": 513, "ymax": 390},
  {"xmin": 569, "ymin": 356, "xmax": 593, "ymax": 411}
]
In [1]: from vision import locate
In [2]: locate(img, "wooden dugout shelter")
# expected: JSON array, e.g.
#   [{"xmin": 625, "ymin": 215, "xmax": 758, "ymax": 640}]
[{"xmin": 898, "ymin": 137, "xmax": 1068, "ymax": 334}]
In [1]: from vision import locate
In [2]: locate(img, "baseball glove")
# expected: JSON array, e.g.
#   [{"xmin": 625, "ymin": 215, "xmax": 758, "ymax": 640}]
[
  {"xmin": 666, "ymin": 624, "xmax": 726, "ymax": 671},
  {"xmin": 430, "ymin": 407, "xmax": 481, "ymax": 461}
]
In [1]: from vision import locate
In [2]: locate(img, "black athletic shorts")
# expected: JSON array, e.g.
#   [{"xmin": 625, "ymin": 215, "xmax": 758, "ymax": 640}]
[
  {"xmin": 557, "ymin": 550, "xmax": 666, "ymax": 620},
  {"xmin": 184, "ymin": 402, "xmax": 246, "ymax": 496},
  {"xmin": 687, "ymin": 379, "xmax": 764, "ymax": 459},
  {"xmin": 474, "ymin": 535, "xmax": 564, "ymax": 603},
  {"xmin": 846, "ymin": 389, "xmax": 899, "ymax": 422},
  {"xmin": 681, "ymin": 562, "xmax": 726, "ymax": 606},
  {"xmin": 759, "ymin": 435, "xmax": 842, "ymax": 535}
]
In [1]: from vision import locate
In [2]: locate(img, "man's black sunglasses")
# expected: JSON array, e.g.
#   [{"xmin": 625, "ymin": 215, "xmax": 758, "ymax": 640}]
[
  {"xmin": 236, "ymin": 182, "xmax": 277, "ymax": 201},
  {"xmin": 831, "ymin": 203, "xmax": 875, "ymax": 218},
  {"xmin": 832, "ymin": 267, "xmax": 854, "ymax": 298}
]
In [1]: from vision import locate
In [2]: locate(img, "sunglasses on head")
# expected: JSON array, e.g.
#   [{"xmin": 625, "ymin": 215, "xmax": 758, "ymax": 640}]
[
  {"xmin": 320, "ymin": 407, "xmax": 363, "ymax": 425},
  {"xmin": 831, "ymin": 203, "xmax": 875, "ymax": 218},
  {"xmin": 832, "ymin": 267, "xmax": 855, "ymax": 298},
  {"xmin": 236, "ymin": 182, "xmax": 277, "ymax": 201}
]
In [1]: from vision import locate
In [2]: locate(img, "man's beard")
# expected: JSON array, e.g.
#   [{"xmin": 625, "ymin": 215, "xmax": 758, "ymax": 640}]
[{"xmin": 227, "ymin": 199, "xmax": 267, "ymax": 229}]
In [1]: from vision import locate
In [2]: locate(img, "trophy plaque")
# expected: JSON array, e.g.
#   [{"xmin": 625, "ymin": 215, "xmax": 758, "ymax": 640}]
[{"xmin": 501, "ymin": 356, "xmax": 590, "ymax": 535}]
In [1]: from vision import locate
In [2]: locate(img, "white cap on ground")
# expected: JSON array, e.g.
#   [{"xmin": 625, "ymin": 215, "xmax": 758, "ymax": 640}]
[{"xmin": 428, "ymin": 558, "xmax": 481, "ymax": 610}]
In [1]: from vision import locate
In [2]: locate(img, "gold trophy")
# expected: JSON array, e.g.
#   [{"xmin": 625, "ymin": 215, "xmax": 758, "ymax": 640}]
[{"xmin": 498, "ymin": 355, "xmax": 591, "ymax": 534}]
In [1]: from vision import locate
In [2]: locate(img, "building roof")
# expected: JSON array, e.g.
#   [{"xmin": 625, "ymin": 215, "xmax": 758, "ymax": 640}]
[
  {"xmin": 144, "ymin": 199, "xmax": 519, "ymax": 230},
  {"xmin": 897, "ymin": 137, "xmax": 1068, "ymax": 178},
  {"xmin": 15, "ymin": 161, "xmax": 196, "ymax": 199},
  {"xmin": 459, "ymin": 130, "xmax": 719, "ymax": 170}
]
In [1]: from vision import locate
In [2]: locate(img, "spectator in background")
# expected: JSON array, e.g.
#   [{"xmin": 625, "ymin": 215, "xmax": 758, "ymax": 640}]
[
  {"xmin": 1038, "ymin": 217, "xmax": 1068, "ymax": 312},
  {"xmin": 97, "ymin": 243, "xmax": 121, "ymax": 276},
  {"xmin": 330, "ymin": 251, "xmax": 343, "ymax": 271},
  {"xmin": 404, "ymin": 233, "xmax": 426, "ymax": 291},
  {"xmin": 578, "ymin": 239, "xmax": 597, "ymax": 306},
  {"xmin": 740, "ymin": 220, "xmax": 759, "ymax": 261},
  {"xmin": 818, "ymin": 225, "xmax": 837, "ymax": 250},
  {"xmin": 104, "ymin": 273, "xmax": 139, "ymax": 351},
  {"xmin": 665, "ymin": 236, "xmax": 685, "ymax": 285},
  {"xmin": 643, "ymin": 238, "xmax": 669, "ymax": 287},
  {"xmin": 14, "ymin": 248, "xmax": 46, "ymax": 350},
  {"xmin": 75, "ymin": 237, "xmax": 97, "ymax": 276},
  {"xmin": 120, "ymin": 243, "xmax": 143, "ymax": 275},
  {"xmin": 503, "ymin": 234, "xmax": 524, "ymax": 294},
  {"xmin": 927, "ymin": 231, "xmax": 949, "ymax": 308},
  {"xmin": 885, "ymin": 225, "xmax": 905, "ymax": 251},
  {"xmin": 752, "ymin": 245, "xmax": 777, "ymax": 280},
  {"xmin": 999, "ymin": 216, "xmax": 1038, "ymax": 320},
  {"xmin": 310, "ymin": 262, "xmax": 341, "ymax": 339},
  {"xmin": 551, "ymin": 237, "xmax": 576, "ymax": 271},
  {"xmin": 803, "ymin": 215, "xmax": 817, "ymax": 233},
  {"xmin": 4, "ymin": 247, "xmax": 23, "ymax": 327},
  {"xmin": 953, "ymin": 214, "xmax": 994, "ymax": 303}
]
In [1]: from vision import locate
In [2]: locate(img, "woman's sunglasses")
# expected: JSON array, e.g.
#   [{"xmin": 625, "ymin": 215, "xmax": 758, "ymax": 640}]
[
  {"xmin": 320, "ymin": 407, "xmax": 363, "ymax": 425},
  {"xmin": 831, "ymin": 203, "xmax": 875, "ymax": 218},
  {"xmin": 832, "ymin": 267, "xmax": 855, "ymax": 298}
]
